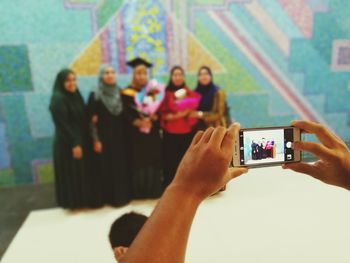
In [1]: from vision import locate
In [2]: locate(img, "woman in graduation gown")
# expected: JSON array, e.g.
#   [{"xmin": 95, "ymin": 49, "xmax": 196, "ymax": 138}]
[
  {"xmin": 191, "ymin": 66, "xmax": 229, "ymax": 130},
  {"xmin": 121, "ymin": 57, "xmax": 164, "ymax": 199},
  {"xmin": 159, "ymin": 66, "xmax": 201, "ymax": 188},
  {"xmin": 49, "ymin": 69, "xmax": 90, "ymax": 209},
  {"xmin": 87, "ymin": 65, "xmax": 130, "ymax": 207}
]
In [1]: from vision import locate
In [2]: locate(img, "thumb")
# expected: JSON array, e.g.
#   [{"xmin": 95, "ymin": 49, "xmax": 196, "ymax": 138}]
[{"xmin": 226, "ymin": 167, "xmax": 248, "ymax": 182}]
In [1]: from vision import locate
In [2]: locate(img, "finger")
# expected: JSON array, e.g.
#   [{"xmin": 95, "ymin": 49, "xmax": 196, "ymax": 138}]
[
  {"xmin": 291, "ymin": 120, "xmax": 340, "ymax": 148},
  {"xmin": 209, "ymin": 126, "xmax": 227, "ymax": 148},
  {"xmin": 226, "ymin": 167, "xmax": 248, "ymax": 181},
  {"xmin": 200, "ymin": 127, "xmax": 215, "ymax": 143},
  {"xmin": 190, "ymin": 130, "xmax": 204, "ymax": 147},
  {"xmin": 293, "ymin": 141, "xmax": 335, "ymax": 161},
  {"xmin": 221, "ymin": 123, "xmax": 240, "ymax": 154},
  {"xmin": 282, "ymin": 163, "xmax": 320, "ymax": 180}
]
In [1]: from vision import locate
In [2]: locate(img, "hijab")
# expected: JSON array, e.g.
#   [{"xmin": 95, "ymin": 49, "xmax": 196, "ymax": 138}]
[
  {"xmin": 49, "ymin": 69, "xmax": 83, "ymax": 111},
  {"xmin": 51, "ymin": 69, "xmax": 75, "ymax": 95},
  {"xmin": 195, "ymin": 66, "xmax": 218, "ymax": 111},
  {"xmin": 95, "ymin": 65, "xmax": 123, "ymax": 116},
  {"xmin": 166, "ymin": 66, "xmax": 186, "ymax": 92}
]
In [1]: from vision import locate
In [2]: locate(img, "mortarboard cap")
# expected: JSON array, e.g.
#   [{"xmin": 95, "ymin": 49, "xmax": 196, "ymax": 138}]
[{"xmin": 126, "ymin": 57, "xmax": 153, "ymax": 68}]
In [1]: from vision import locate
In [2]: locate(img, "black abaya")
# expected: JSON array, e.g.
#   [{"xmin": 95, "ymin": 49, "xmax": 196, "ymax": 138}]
[
  {"xmin": 87, "ymin": 92, "xmax": 130, "ymax": 207},
  {"xmin": 121, "ymin": 88, "xmax": 163, "ymax": 199}
]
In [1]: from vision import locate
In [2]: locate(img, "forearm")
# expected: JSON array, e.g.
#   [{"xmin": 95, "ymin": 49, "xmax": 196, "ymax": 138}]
[
  {"xmin": 90, "ymin": 122, "xmax": 100, "ymax": 141},
  {"xmin": 203, "ymin": 112, "xmax": 220, "ymax": 122},
  {"xmin": 164, "ymin": 111, "xmax": 186, "ymax": 121},
  {"xmin": 121, "ymin": 185, "xmax": 201, "ymax": 263},
  {"xmin": 163, "ymin": 113, "xmax": 176, "ymax": 121}
]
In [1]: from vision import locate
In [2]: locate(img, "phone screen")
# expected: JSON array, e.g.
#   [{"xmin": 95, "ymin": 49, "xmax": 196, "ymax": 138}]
[{"xmin": 239, "ymin": 127, "xmax": 296, "ymax": 166}]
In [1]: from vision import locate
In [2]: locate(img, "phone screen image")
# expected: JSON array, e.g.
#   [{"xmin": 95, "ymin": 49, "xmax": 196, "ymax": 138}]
[{"xmin": 239, "ymin": 128, "xmax": 295, "ymax": 166}]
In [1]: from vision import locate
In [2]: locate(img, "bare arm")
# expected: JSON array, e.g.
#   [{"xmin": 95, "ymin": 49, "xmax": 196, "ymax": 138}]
[
  {"xmin": 121, "ymin": 186, "xmax": 200, "ymax": 263},
  {"xmin": 121, "ymin": 124, "xmax": 248, "ymax": 263},
  {"xmin": 162, "ymin": 110, "xmax": 190, "ymax": 121}
]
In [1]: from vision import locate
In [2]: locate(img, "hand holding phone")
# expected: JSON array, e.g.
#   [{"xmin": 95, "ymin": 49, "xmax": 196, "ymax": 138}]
[
  {"xmin": 283, "ymin": 121, "xmax": 350, "ymax": 191},
  {"xmin": 233, "ymin": 126, "xmax": 301, "ymax": 168}
]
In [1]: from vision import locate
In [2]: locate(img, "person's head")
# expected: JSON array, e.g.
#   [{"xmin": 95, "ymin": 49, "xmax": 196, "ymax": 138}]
[
  {"xmin": 169, "ymin": 66, "xmax": 185, "ymax": 88},
  {"xmin": 53, "ymin": 69, "xmax": 77, "ymax": 94},
  {"xmin": 197, "ymin": 66, "xmax": 213, "ymax": 86},
  {"xmin": 127, "ymin": 57, "xmax": 153, "ymax": 90},
  {"xmin": 132, "ymin": 65, "xmax": 149, "ymax": 90},
  {"xmin": 109, "ymin": 212, "xmax": 148, "ymax": 262},
  {"xmin": 100, "ymin": 65, "xmax": 117, "ymax": 86}
]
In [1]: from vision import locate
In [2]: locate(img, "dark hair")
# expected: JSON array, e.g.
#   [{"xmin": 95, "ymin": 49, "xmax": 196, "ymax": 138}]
[
  {"xmin": 109, "ymin": 212, "xmax": 148, "ymax": 248},
  {"xmin": 167, "ymin": 65, "xmax": 185, "ymax": 91},
  {"xmin": 197, "ymin": 65, "xmax": 213, "ymax": 78},
  {"xmin": 170, "ymin": 65, "xmax": 184, "ymax": 75}
]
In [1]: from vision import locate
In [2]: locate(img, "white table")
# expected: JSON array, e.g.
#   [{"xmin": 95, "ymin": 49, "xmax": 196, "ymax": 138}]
[{"xmin": 2, "ymin": 166, "xmax": 350, "ymax": 263}]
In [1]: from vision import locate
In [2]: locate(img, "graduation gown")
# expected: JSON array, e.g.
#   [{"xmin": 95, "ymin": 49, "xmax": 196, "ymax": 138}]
[
  {"xmin": 50, "ymin": 91, "xmax": 90, "ymax": 209},
  {"xmin": 87, "ymin": 92, "xmax": 130, "ymax": 207},
  {"xmin": 121, "ymin": 87, "xmax": 163, "ymax": 199}
]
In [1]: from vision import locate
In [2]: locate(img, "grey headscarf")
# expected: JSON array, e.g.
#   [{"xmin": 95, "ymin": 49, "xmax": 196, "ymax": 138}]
[{"xmin": 95, "ymin": 65, "xmax": 123, "ymax": 116}]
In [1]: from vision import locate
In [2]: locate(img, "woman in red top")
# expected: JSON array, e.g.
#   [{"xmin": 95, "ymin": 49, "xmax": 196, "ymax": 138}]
[{"xmin": 160, "ymin": 66, "xmax": 201, "ymax": 187}]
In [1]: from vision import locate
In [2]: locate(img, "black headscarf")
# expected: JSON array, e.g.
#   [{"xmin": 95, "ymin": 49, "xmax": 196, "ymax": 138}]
[
  {"xmin": 195, "ymin": 66, "xmax": 218, "ymax": 111},
  {"xmin": 49, "ymin": 69, "xmax": 83, "ymax": 111},
  {"xmin": 166, "ymin": 66, "xmax": 186, "ymax": 92}
]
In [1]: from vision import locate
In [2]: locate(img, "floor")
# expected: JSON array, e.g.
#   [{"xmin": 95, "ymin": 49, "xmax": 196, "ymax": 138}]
[
  {"xmin": 2, "ymin": 166, "xmax": 350, "ymax": 263},
  {"xmin": 0, "ymin": 184, "xmax": 56, "ymax": 259}
]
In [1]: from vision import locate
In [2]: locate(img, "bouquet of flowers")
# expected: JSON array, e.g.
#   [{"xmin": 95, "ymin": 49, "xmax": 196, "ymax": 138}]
[
  {"xmin": 173, "ymin": 88, "xmax": 201, "ymax": 111},
  {"xmin": 134, "ymin": 79, "xmax": 165, "ymax": 133},
  {"xmin": 173, "ymin": 88, "xmax": 201, "ymax": 126}
]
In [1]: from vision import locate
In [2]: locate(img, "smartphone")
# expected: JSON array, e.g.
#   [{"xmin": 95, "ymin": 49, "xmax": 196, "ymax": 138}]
[{"xmin": 233, "ymin": 126, "xmax": 301, "ymax": 168}]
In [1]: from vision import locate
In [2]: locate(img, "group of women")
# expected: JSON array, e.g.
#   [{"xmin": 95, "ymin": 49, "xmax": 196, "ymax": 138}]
[
  {"xmin": 49, "ymin": 57, "xmax": 230, "ymax": 209},
  {"xmin": 251, "ymin": 139, "xmax": 276, "ymax": 160}
]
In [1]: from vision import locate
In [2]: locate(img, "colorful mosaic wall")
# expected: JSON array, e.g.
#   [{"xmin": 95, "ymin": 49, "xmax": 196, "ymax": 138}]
[{"xmin": 0, "ymin": 0, "xmax": 349, "ymax": 187}]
